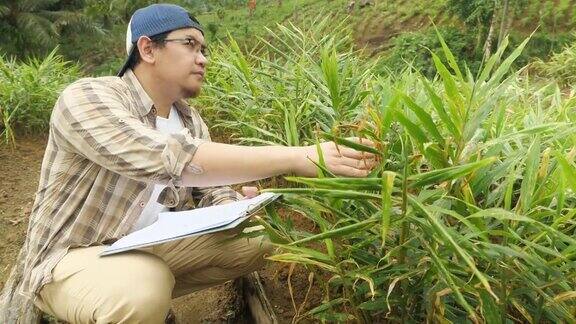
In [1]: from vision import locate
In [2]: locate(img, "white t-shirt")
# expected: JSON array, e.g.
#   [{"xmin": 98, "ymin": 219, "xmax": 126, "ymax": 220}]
[{"xmin": 131, "ymin": 106, "xmax": 184, "ymax": 232}]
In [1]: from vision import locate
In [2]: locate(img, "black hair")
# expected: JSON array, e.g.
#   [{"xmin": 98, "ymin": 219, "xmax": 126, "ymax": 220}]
[{"xmin": 125, "ymin": 31, "xmax": 170, "ymax": 71}]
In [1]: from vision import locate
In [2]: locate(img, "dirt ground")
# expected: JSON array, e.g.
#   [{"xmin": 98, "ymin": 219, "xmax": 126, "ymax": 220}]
[
  {"xmin": 0, "ymin": 136, "xmax": 44, "ymax": 285},
  {"xmin": 259, "ymin": 263, "xmax": 324, "ymax": 323},
  {"xmin": 0, "ymin": 136, "xmax": 320, "ymax": 323}
]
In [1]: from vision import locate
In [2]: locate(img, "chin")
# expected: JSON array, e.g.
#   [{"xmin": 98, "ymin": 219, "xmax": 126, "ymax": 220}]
[{"xmin": 182, "ymin": 86, "xmax": 201, "ymax": 99}]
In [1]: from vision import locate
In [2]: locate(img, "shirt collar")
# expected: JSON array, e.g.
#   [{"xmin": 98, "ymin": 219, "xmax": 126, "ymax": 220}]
[
  {"xmin": 121, "ymin": 69, "xmax": 154, "ymax": 117},
  {"xmin": 174, "ymin": 99, "xmax": 192, "ymax": 117},
  {"xmin": 121, "ymin": 69, "xmax": 192, "ymax": 118}
]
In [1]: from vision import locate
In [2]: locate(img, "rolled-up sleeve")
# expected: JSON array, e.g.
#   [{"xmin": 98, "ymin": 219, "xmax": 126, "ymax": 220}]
[
  {"xmin": 189, "ymin": 109, "xmax": 243, "ymax": 207},
  {"xmin": 51, "ymin": 79, "xmax": 206, "ymax": 185}
]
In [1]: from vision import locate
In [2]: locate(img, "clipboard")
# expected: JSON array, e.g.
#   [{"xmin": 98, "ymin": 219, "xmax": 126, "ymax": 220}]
[{"xmin": 101, "ymin": 192, "xmax": 281, "ymax": 256}]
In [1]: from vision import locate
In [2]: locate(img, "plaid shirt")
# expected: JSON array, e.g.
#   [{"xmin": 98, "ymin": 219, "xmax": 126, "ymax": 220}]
[{"xmin": 0, "ymin": 69, "xmax": 242, "ymax": 323}]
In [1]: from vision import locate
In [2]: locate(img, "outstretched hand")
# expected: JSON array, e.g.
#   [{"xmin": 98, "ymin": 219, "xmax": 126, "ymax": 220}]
[{"xmin": 295, "ymin": 138, "xmax": 378, "ymax": 178}]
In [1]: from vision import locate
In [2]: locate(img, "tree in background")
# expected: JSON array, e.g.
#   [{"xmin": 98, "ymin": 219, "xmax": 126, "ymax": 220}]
[
  {"xmin": 447, "ymin": 0, "xmax": 526, "ymax": 60},
  {"xmin": 447, "ymin": 0, "xmax": 496, "ymax": 60},
  {"xmin": 0, "ymin": 0, "xmax": 102, "ymax": 58}
]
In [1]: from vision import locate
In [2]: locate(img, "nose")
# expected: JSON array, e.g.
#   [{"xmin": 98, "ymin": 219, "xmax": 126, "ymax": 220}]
[{"xmin": 196, "ymin": 52, "xmax": 208, "ymax": 67}]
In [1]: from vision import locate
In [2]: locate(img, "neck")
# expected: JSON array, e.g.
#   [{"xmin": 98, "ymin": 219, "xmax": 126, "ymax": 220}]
[{"xmin": 132, "ymin": 66, "xmax": 179, "ymax": 118}]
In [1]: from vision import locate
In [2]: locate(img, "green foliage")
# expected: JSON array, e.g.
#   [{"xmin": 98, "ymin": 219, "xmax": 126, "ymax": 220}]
[
  {"xmin": 213, "ymin": 21, "xmax": 576, "ymax": 321},
  {"xmin": 59, "ymin": 24, "xmax": 126, "ymax": 76},
  {"xmin": 197, "ymin": 0, "xmax": 320, "ymax": 43},
  {"xmin": 198, "ymin": 17, "xmax": 372, "ymax": 146},
  {"xmin": 0, "ymin": 0, "xmax": 103, "ymax": 59},
  {"xmin": 3, "ymin": 0, "xmax": 576, "ymax": 81},
  {"xmin": 533, "ymin": 39, "xmax": 576, "ymax": 87},
  {"xmin": 0, "ymin": 48, "xmax": 82, "ymax": 145},
  {"xmin": 382, "ymin": 26, "xmax": 480, "ymax": 77},
  {"xmin": 446, "ymin": 0, "xmax": 496, "ymax": 26},
  {"xmin": 83, "ymin": 0, "xmax": 211, "ymax": 25},
  {"xmin": 88, "ymin": 55, "xmax": 127, "ymax": 77},
  {"xmin": 509, "ymin": 32, "xmax": 575, "ymax": 68},
  {"xmin": 207, "ymin": 22, "xmax": 219, "ymax": 39}
]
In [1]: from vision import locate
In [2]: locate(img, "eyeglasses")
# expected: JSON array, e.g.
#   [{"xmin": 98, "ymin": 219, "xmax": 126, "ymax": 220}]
[{"xmin": 162, "ymin": 37, "xmax": 209, "ymax": 57}]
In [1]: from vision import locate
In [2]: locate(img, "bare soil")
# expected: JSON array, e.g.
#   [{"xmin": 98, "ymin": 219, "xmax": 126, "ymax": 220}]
[
  {"xmin": 0, "ymin": 136, "xmax": 319, "ymax": 323},
  {"xmin": 259, "ymin": 262, "xmax": 324, "ymax": 323},
  {"xmin": 0, "ymin": 136, "xmax": 45, "ymax": 285}
]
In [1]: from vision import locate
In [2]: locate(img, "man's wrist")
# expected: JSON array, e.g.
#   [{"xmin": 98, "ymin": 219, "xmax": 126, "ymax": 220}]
[{"xmin": 286, "ymin": 146, "xmax": 307, "ymax": 177}]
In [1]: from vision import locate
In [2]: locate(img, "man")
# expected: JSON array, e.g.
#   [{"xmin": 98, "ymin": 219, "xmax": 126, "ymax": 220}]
[{"xmin": 0, "ymin": 4, "xmax": 376, "ymax": 323}]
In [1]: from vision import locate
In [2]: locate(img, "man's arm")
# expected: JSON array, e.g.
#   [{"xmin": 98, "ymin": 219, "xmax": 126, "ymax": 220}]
[
  {"xmin": 182, "ymin": 140, "xmax": 376, "ymax": 187},
  {"xmin": 188, "ymin": 110, "xmax": 277, "ymax": 207},
  {"xmin": 185, "ymin": 107, "xmax": 376, "ymax": 189}
]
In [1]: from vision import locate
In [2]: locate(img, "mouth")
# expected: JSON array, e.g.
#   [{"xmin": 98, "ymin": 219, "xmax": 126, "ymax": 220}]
[{"xmin": 192, "ymin": 71, "xmax": 205, "ymax": 78}]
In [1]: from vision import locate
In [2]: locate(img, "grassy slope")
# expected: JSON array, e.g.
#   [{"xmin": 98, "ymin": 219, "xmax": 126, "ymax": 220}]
[
  {"xmin": 197, "ymin": 0, "xmax": 576, "ymax": 57},
  {"xmin": 197, "ymin": 0, "xmax": 451, "ymax": 49}
]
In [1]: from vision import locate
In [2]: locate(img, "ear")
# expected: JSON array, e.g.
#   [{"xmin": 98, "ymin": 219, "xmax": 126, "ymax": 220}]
[{"xmin": 137, "ymin": 36, "xmax": 156, "ymax": 64}]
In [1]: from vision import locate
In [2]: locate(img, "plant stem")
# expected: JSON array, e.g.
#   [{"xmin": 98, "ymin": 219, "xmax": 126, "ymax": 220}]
[
  {"xmin": 398, "ymin": 134, "xmax": 410, "ymax": 320},
  {"xmin": 398, "ymin": 134, "xmax": 410, "ymax": 264},
  {"xmin": 342, "ymin": 278, "xmax": 368, "ymax": 324}
]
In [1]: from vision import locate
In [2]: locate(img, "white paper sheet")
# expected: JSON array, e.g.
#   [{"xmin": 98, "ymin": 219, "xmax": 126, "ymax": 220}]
[{"xmin": 101, "ymin": 192, "xmax": 280, "ymax": 256}]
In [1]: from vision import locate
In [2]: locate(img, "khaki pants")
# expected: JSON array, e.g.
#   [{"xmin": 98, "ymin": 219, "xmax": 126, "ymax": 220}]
[{"xmin": 34, "ymin": 230, "xmax": 272, "ymax": 324}]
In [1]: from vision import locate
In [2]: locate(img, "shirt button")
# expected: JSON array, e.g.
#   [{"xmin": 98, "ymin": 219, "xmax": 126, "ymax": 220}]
[{"xmin": 139, "ymin": 201, "xmax": 145, "ymax": 207}]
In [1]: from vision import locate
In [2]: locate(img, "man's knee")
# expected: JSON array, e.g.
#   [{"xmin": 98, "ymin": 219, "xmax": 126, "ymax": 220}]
[
  {"xmin": 97, "ymin": 253, "xmax": 175, "ymax": 323},
  {"xmin": 100, "ymin": 279, "xmax": 173, "ymax": 323}
]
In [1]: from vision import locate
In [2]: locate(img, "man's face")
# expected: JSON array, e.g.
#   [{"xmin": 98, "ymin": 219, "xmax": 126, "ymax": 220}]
[{"xmin": 153, "ymin": 27, "xmax": 208, "ymax": 98}]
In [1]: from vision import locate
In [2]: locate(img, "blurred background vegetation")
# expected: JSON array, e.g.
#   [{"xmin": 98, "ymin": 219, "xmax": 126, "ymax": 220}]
[
  {"xmin": 0, "ymin": 0, "xmax": 575, "ymax": 74},
  {"xmin": 3, "ymin": 0, "xmax": 576, "ymax": 142}
]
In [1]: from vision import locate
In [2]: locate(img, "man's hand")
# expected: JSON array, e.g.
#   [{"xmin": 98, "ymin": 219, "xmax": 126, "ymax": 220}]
[
  {"xmin": 294, "ymin": 138, "xmax": 378, "ymax": 178},
  {"xmin": 241, "ymin": 186, "xmax": 259, "ymax": 199}
]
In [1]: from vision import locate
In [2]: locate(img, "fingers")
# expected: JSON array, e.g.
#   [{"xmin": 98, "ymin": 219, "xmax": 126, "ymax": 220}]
[
  {"xmin": 321, "ymin": 142, "xmax": 374, "ymax": 159},
  {"xmin": 345, "ymin": 137, "xmax": 376, "ymax": 148},
  {"xmin": 328, "ymin": 154, "xmax": 378, "ymax": 178},
  {"xmin": 331, "ymin": 165, "xmax": 371, "ymax": 178},
  {"xmin": 323, "ymin": 139, "xmax": 377, "ymax": 159},
  {"xmin": 339, "ymin": 156, "xmax": 378, "ymax": 170},
  {"xmin": 337, "ymin": 146, "xmax": 376, "ymax": 160}
]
